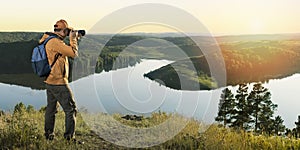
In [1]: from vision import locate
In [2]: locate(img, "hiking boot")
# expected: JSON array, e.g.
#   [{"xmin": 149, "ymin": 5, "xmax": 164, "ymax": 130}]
[
  {"xmin": 66, "ymin": 137, "xmax": 84, "ymax": 145},
  {"xmin": 45, "ymin": 133, "xmax": 55, "ymax": 141}
]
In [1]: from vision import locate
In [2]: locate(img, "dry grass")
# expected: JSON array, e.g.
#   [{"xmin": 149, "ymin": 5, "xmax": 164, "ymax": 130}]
[{"xmin": 1, "ymin": 105, "xmax": 300, "ymax": 149}]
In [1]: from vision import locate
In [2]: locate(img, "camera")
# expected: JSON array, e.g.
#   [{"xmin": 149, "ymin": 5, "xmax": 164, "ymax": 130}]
[
  {"xmin": 65, "ymin": 29, "xmax": 86, "ymax": 36},
  {"xmin": 77, "ymin": 30, "xmax": 86, "ymax": 36}
]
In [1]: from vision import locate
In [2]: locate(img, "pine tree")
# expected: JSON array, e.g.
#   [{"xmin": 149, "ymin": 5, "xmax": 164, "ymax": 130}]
[
  {"xmin": 232, "ymin": 83, "xmax": 250, "ymax": 130},
  {"xmin": 26, "ymin": 105, "xmax": 35, "ymax": 113},
  {"xmin": 295, "ymin": 115, "xmax": 300, "ymax": 138},
  {"xmin": 215, "ymin": 88, "xmax": 235, "ymax": 127},
  {"xmin": 260, "ymin": 100, "xmax": 278, "ymax": 135},
  {"xmin": 273, "ymin": 115, "xmax": 285, "ymax": 136},
  {"xmin": 13, "ymin": 102, "xmax": 26, "ymax": 114},
  {"xmin": 292, "ymin": 128, "xmax": 298, "ymax": 138},
  {"xmin": 247, "ymin": 83, "xmax": 276, "ymax": 133}
]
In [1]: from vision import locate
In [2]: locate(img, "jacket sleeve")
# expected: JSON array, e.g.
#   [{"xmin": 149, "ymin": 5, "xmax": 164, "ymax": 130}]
[{"xmin": 49, "ymin": 38, "xmax": 78, "ymax": 58}]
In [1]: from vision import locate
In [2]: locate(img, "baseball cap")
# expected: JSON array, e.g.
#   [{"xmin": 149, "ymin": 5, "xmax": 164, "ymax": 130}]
[{"xmin": 54, "ymin": 19, "xmax": 72, "ymax": 30}]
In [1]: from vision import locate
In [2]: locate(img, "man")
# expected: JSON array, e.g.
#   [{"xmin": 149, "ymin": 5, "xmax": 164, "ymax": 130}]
[{"xmin": 39, "ymin": 19, "xmax": 79, "ymax": 141}]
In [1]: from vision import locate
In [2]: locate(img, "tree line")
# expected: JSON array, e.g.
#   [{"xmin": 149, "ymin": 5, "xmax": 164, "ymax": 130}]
[
  {"xmin": 215, "ymin": 83, "xmax": 284, "ymax": 135},
  {"xmin": 221, "ymin": 41, "xmax": 300, "ymax": 85}
]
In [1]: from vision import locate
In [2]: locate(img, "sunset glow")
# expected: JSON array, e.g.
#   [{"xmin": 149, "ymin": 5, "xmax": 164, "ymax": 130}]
[{"xmin": 0, "ymin": 0, "xmax": 300, "ymax": 35}]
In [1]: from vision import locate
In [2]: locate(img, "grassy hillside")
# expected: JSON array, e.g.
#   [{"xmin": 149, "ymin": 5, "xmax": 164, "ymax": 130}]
[{"xmin": 1, "ymin": 104, "xmax": 300, "ymax": 149}]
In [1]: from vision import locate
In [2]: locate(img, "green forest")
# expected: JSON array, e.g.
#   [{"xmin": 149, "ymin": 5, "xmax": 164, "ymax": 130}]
[
  {"xmin": 0, "ymin": 32, "xmax": 300, "ymax": 90},
  {"xmin": 0, "ymin": 32, "xmax": 201, "ymax": 89},
  {"xmin": 145, "ymin": 39, "xmax": 300, "ymax": 90},
  {"xmin": 77, "ymin": 33, "xmax": 300, "ymax": 91}
]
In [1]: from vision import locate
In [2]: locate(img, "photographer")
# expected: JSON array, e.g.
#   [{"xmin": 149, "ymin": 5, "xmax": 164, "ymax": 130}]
[{"xmin": 39, "ymin": 19, "xmax": 81, "ymax": 143}]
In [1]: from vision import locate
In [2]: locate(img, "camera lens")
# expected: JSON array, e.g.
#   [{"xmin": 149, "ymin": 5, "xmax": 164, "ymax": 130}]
[{"xmin": 78, "ymin": 30, "xmax": 86, "ymax": 36}]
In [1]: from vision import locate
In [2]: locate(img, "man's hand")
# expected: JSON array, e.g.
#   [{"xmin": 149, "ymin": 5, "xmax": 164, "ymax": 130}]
[
  {"xmin": 69, "ymin": 30, "xmax": 77, "ymax": 39},
  {"xmin": 69, "ymin": 30, "xmax": 81, "ymax": 41}
]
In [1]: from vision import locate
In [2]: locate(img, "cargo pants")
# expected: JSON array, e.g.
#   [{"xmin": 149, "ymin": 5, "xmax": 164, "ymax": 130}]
[{"xmin": 44, "ymin": 84, "xmax": 77, "ymax": 139}]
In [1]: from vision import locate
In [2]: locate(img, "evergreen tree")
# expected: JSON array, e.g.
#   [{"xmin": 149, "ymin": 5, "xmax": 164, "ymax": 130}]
[
  {"xmin": 292, "ymin": 128, "xmax": 298, "ymax": 138},
  {"xmin": 273, "ymin": 115, "xmax": 285, "ymax": 135},
  {"xmin": 247, "ymin": 83, "xmax": 276, "ymax": 133},
  {"xmin": 232, "ymin": 83, "xmax": 250, "ymax": 130},
  {"xmin": 26, "ymin": 105, "xmax": 35, "ymax": 113},
  {"xmin": 13, "ymin": 102, "xmax": 26, "ymax": 114},
  {"xmin": 295, "ymin": 115, "xmax": 300, "ymax": 138},
  {"xmin": 259, "ymin": 98, "xmax": 277, "ymax": 135},
  {"xmin": 215, "ymin": 88, "xmax": 235, "ymax": 127}
]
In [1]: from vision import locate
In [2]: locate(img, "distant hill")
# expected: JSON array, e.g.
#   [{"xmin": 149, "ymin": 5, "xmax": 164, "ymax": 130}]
[
  {"xmin": 215, "ymin": 33, "xmax": 300, "ymax": 43},
  {"xmin": 0, "ymin": 32, "xmax": 300, "ymax": 90},
  {"xmin": 0, "ymin": 32, "xmax": 105, "ymax": 89},
  {"xmin": 145, "ymin": 39, "xmax": 300, "ymax": 90},
  {"xmin": 145, "ymin": 56, "xmax": 217, "ymax": 90},
  {"xmin": 0, "ymin": 32, "xmax": 42, "ymax": 43}
]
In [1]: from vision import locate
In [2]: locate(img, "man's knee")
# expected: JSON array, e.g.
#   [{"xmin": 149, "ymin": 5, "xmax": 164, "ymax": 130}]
[
  {"xmin": 45, "ymin": 106, "xmax": 58, "ymax": 116},
  {"xmin": 64, "ymin": 107, "xmax": 77, "ymax": 118},
  {"xmin": 60, "ymin": 99, "xmax": 77, "ymax": 117}
]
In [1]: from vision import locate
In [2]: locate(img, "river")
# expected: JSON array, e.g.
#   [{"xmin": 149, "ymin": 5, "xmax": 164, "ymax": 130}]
[{"xmin": 0, "ymin": 59, "xmax": 299, "ymax": 129}]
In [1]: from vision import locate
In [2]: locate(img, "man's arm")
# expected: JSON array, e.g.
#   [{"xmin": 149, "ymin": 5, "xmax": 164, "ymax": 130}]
[{"xmin": 49, "ymin": 33, "xmax": 79, "ymax": 58}]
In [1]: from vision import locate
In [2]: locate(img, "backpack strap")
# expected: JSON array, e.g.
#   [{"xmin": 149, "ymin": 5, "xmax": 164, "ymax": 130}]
[
  {"xmin": 45, "ymin": 32, "xmax": 64, "ymax": 40},
  {"xmin": 42, "ymin": 33, "xmax": 62, "ymax": 68},
  {"xmin": 50, "ymin": 53, "xmax": 62, "ymax": 67},
  {"xmin": 45, "ymin": 52, "xmax": 61, "ymax": 79},
  {"xmin": 42, "ymin": 36, "xmax": 55, "ymax": 46}
]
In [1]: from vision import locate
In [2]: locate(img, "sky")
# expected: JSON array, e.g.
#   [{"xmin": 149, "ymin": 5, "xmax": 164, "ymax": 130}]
[{"xmin": 1, "ymin": 0, "xmax": 300, "ymax": 35}]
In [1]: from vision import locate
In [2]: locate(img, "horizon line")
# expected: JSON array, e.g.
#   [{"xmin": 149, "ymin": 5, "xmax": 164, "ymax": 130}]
[{"xmin": 0, "ymin": 31, "xmax": 299, "ymax": 37}]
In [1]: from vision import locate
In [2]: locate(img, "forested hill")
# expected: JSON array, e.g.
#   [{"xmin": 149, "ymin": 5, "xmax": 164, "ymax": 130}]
[
  {"xmin": 215, "ymin": 33, "xmax": 300, "ymax": 43},
  {"xmin": 0, "ymin": 32, "xmax": 201, "ymax": 89},
  {"xmin": 146, "ymin": 37, "xmax": 300, "ymax": 90},
  {"xmin": 0, "ymin": 32, "xmax": 300, "ymax": 90},
  {"xmin": 0, "ymin": 32, "xmax": 105, "ymax": 89},
  {"xmin": 0, "ymin": 32, "xmax": 42, "ymax": 43}
]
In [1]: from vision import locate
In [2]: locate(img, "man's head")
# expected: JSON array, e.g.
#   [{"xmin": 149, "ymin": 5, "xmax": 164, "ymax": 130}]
[{"xmin": 54, "ymin": 19, "xmax": 72, "ymax": 38}]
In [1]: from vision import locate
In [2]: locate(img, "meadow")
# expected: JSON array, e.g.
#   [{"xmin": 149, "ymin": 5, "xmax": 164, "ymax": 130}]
[{"xmin": 1, "ymin": 103, "xmax": 300, "ymax": 149}]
